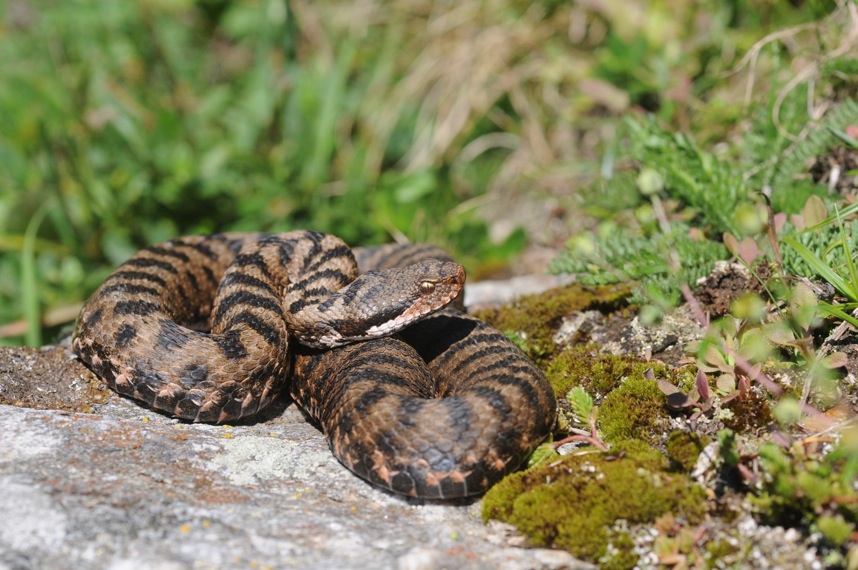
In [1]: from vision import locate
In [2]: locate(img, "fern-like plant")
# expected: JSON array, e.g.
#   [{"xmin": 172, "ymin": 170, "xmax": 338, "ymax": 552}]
[
  {"xmin": 549, "ymin": 223, "xmax": 728, "ymax": 304},
  {"xmin": 552, "ymin": 99, "xmax": 858, "ymax": 309},
  {"xmin": 767, "ymin": 98, "xmax": 858, "ymax": 193},
  {"xmin": 625, "ymin": 116, "xmax": 751, "ymax": 236}
]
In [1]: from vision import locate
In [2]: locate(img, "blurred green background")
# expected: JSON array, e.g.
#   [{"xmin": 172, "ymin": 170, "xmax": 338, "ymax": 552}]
[{"xmin": 0, "ymin": 0, "xmax": 839, "ymax": 345}]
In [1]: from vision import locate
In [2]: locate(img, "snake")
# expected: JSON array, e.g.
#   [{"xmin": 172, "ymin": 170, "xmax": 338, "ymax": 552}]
[{"xmin": 72, "ymin": 231, "xmax": 556, "ymax": 498}]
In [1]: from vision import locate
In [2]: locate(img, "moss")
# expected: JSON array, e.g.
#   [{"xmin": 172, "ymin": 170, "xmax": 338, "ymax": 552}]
[
  {"xmin": 546, "ymin": 344, "xmax": 673, "ymax": 399},
  {"xmin": 599, "ymin": 375, "xmax": 669, "ymax": 444},
  {"xmin": 705, "ymin": 537, "xmax": 740, "ymax": 562},
  {"xmin": 816, "ymin": 515, "xmax": 855, "ymax": 546},
  {"xmin": 472, "ymin": 283, "xmax": 630, "ymax": 366},
  {"xmin": 601, "ymin": 530, "xmax": 638, "ymax": 570},
  {"xmin": 482, "ymin": 441, "xmax": 707, "ymax": 563},
  {"xmin": 547, "ymin": 346, "xmax": 690, "ymax": 449},
  {"xmin": 671, "ymin": 367, "xmax": 698, "ymax": 392},
  {"xmin": 666, "ymin": 430, "xmax": 711, "ymax": 473}
]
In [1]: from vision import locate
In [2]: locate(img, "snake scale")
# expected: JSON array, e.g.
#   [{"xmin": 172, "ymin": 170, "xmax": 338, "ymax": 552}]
[{"xmin": 72, "ymin": 231, "xmax": 556, "ymax": 498}]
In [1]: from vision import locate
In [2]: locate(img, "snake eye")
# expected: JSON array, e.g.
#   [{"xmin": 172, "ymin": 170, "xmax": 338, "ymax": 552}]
[{"xmin": 419, "ymin": 280, "xmax": 436, "ymax": 295}]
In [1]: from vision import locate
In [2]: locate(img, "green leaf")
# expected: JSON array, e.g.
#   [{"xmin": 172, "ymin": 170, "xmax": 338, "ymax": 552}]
[
  {"xmin": 527, "ymin": 443, "xmax": 560, "ymax": 468},
  {"xmin": 772, "ymin": 398, "xmax": 802, "ymax": 427},
  {"xmin": 703, "ymin": 343, "xmax": 730, "ymax": 372},
  {"xmin": 826, "ymin": 125, "xmax": 858, "ymax": 149},
  {"xmin": 802, "ymin": 195, "xmax": 828, "ymax": 227},
  {"xmin": 715, "ymin": 374, "xmax": 736, "ymax": 393},
  {"xmin": 816, "ymin": 302, "xmax": 858, "ymax": 329},
  {"xmin": 566, "ymin": 387, "xmax": 595, "ymax": 426},
  {"xmin": 790, "ymin": 281, "xmax": 819, "ymax": 329},
  {"xmin": 394, "ymin": 171, "xmax": 436, "ymax": 204},
  {"xmin": 782, "ymin": 235, "xmax": 858, "ymax": 301},
  {"xmin": 762, "ymin": 321, "xmax": 796, "ymax": 347}
]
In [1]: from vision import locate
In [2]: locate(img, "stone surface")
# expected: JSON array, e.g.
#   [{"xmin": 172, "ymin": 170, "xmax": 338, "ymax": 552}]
[
  {"xmin": 0, "ymin": 344, "xmax": 109, "ymax": 412},
  {"xmin": 0, "ymin": 345, "xmax": 590, "ymax": 570},
  {"xmin": 464, "ymin": 275, "xmax": 575, "ymax": 309}
]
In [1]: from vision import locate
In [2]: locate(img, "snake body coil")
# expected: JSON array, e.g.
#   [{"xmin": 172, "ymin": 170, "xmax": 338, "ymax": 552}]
[{"xmin": 73, "ymin": 232, "xmax": 556, "ymax": 498}]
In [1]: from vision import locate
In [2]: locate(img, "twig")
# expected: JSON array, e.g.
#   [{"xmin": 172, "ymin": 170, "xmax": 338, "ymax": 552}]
[
  {"xmin": 680, "ymin": 283, "xmax": 708, "ymax": 328},
  {"xmin": 552, "ymin": 435, "xmax": 608, "ymax": 452}
]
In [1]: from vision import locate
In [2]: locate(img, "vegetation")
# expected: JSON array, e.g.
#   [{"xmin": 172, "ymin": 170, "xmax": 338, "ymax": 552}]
[
  {"xmin": 0, "ymin": 0, "xmax": 844, "ymax": 345},
  {"xmin": 482, "ymin": 440, "xmax": 707, "ymax": 567},
  {"xmin": 716, "ymin": 426, "xmax": 858, "ymax": 554},
  {"xmin": 599, "ymin": 374, "xmax": 669, "ymax": 444},
  {"xmin": 472, "ymin": 283, "xmax": 631, "ymax": 366},
  {"xmin": 545, "ymin": 343, "xmax": 674, "ymax": 400},
  {"xmin": 666, "ymin": 430, "xmax": 710, "ymax": 473},
  {"xmin": 4, "ymin": 0, "xmax": 858, "ymax": 567},
  {"xmin": 475, "ymin": 1, "xmax": 858, "ymax": 563}
]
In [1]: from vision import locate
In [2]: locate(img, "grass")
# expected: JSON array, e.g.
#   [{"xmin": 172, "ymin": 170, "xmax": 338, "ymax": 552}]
[{"xmin": 0, "ymin": 0, "xmax": 844, "ymax": 348}]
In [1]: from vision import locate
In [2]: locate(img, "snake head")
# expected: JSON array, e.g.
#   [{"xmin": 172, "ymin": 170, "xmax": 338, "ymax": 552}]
[
  {"xmin": 291, "ymin": 259, "xmax": 466, "ymax": 348},
  {"xmin": 359, "ymin": 259, "xmax": 465, "ymax": 338}
]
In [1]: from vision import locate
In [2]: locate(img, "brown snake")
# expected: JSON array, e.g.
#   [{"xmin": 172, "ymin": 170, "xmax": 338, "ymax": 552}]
[{"xmin": 72, "ymin": 231, "xmax": 556, "ymax": 498}]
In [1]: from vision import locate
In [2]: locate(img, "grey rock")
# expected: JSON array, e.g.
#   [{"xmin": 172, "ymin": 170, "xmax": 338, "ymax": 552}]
[
  {"xmin": 464, "ymin": 275, "xmax": 574, "ymax": 309},
  {"xmin": 0, "ymin": 374, "xmax": 591, "ymax": 570}
]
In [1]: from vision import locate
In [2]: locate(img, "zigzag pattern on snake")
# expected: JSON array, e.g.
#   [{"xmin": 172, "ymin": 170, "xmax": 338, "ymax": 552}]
[{"xmin": 72, "ymin": 231, "xmax": 556, "ymax": 498}]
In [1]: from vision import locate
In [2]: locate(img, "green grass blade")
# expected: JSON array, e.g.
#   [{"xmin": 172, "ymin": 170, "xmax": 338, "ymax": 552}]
[
  {"xmin": 795, "ymin": 200, "xmax": 858, "ymax": 236},
  {"xmin": 781, "ymin": 235, "xmax": 857, "ymax": 301},
  {"xmin": 827, "ymin": 125, "xmax": 858, "ymax": 148},
  {"xmin": 21, "ymin": 200, "xmax": 55, "ymax": 346},
  {"xmin": 834, "ymin": 204, "xmax": 858, "ymax": 300},
  {"xmin": 816, "ymin": 302, "xmax": 858, "ymax": 329}
]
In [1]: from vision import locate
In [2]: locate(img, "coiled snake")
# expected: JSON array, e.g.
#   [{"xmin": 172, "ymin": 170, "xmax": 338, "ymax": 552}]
[{"xmin": 72, "ymin": 231, "xmax": 556, "ymax": 498}]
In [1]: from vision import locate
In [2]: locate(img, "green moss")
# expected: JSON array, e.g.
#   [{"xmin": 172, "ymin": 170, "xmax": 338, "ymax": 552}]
[
  {"xmin": 599, "ymin": 375, "xmax": 669, "ymax": 444},
  {"xmin": 546, "ymin": 344, "xmax": 672, "ymax": 399},
  {"xmin": 671, "ymin": 367, "xmax": 698, "ymax": 392},
  {"xmin": 705, "ymin": 537, "xmax": 739, "ymax": 562},
  {"xmin": 666, "ymin": 430, "xmax": 711, "ymax": 473},
  {"xmin": 472, "ymin": 283, "xmax": 630, "ymax": 366},
  {"xmin": 482, "ymin": 441, "xmax": 707, "ymax": 563},
  {"xmin": 816, "ymin": 515, "xmax": 854, "ymax": 546},
  {"xmin": 601, "ymin": 530, "xmax": 638, "ymax": 570}
]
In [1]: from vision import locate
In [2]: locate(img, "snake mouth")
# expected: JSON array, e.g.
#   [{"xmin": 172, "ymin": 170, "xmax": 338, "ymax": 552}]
[{"xmin": 363, "ymin": 302, "xmax": 448, "ymax": 338}]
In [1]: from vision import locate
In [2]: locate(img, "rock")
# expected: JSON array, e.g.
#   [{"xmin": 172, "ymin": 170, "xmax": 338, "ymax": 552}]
[
  {"xmin": 0, "ymin": 344, "xmax": 109, "ymax": 412},
  {"xmin": 464, "ymin": 275, "xmax": 575, "ymax": 309},
  {"xmin": 600, "ymin": 305, "xmax": 705, "ymax": 364},
  {"xmin": 0, "ymin": 346, "xmax": 590, "ymax": 570}
]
